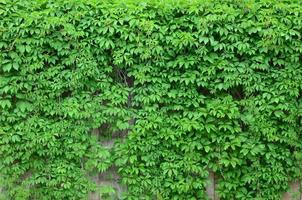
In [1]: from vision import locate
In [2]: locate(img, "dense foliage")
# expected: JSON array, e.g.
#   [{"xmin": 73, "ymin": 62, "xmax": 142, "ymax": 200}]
[{"xmin": 1, "ymin": 0, "xmax": 302, "ymax": 199}]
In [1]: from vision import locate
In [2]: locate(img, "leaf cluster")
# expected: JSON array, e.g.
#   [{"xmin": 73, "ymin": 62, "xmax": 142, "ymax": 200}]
[{"xmin": 1, "ymin": 0, "xmax": 302, "ymax": 199}]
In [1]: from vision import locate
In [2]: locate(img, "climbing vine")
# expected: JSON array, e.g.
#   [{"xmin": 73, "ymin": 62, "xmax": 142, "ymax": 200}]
[{"xmin": 1, "ymin": 0, "xmax": 302, "ymax": 199}]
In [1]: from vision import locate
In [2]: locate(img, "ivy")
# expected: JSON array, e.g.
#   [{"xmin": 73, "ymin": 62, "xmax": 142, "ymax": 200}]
[{"xmin": 1, "ymin": 0, "xmax": 302, "ymax": 199}]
